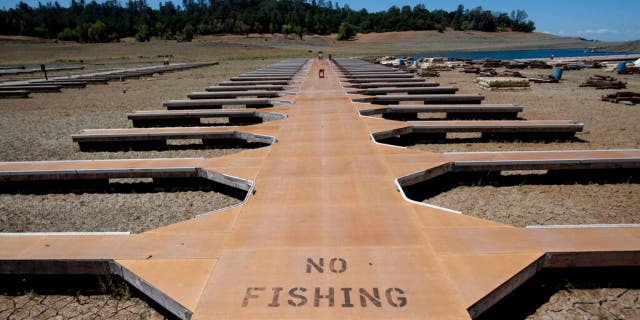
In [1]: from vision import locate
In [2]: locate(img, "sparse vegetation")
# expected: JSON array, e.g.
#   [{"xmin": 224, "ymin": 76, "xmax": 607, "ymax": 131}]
[
  {"xmin": 97, "ymin": 273, "xmax": 131, "ymax": 299},
  {"xmin": 175, "ymin": 24, "xmax": 194, "ymax": 42},
  {"xmin": 134, "ymin": 24, "xmax": 152, "ymax": 42},
  {"xmin": 0, "ymin": 275, "xmax": 165, "ymax": 319},
  {"xmin": 87, "ymin": 20, "xmax": 108, "ymax": 43},
  {"xmin": 281, "ymin": 23, "xmax": 294, "ymax": 39},
  {"xmin": 336, "ymin": 21, "xmax": 355, "ymax": 41}
]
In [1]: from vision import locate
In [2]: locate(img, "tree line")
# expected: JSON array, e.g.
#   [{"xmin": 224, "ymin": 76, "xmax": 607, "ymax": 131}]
[{"xmin": 0, "ymin": 0, "xmax": 536, "ymax": 42}]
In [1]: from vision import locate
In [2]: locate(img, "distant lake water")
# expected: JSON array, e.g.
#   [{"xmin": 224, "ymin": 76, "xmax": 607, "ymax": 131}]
[{"xmin": 413, "ymin": 48, "xmax": 630, "ymax": 60}]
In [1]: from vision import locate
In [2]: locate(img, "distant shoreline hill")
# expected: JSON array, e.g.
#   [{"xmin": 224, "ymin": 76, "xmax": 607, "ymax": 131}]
[
  {"xmin": 603, "ymin": 40, "xmax": 640, "ymax": 53},
  {"xmin": 0, "ymin": 30, "xmax": 636, "ymax": 64},
  {"xmin": 0, "ymin": 30, "xmax": 596, "ymax": 52}
]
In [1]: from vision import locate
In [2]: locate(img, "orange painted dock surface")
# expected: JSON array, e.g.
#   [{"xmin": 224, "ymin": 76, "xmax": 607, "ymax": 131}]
[{"xmin": 1, "ymin": 58, "xmax": 639, "ymax": 319}]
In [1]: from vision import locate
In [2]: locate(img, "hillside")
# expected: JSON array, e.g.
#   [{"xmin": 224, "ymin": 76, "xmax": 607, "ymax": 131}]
[
  {"xmin": 335, "ymin": 30, "xmax": 593, "ymax": 55},
  {"xmin": 603, "ymin": 40, "xmax": 640, "ymax": 53},
  {"xmin": 0, "ymin": 30, "xmax": 597, "ymax": 64}
]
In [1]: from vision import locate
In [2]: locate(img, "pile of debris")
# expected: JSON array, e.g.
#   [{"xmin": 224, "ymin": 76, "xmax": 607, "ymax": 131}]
[
  {"xmin": 416, "ymin": 69, "xmax": 440, "ymax": 77},
  {"xmin": 470, "ymin": 68, "xmax": 525, "ymax": 78},
  {"xmin": 497, "ymin": 70, "xmax": 525, "ymax": 78},
  {"xmin": 476, "ymin": 77, "xmax": 530, "ymax": 91},
  {"xmin": 505, "ymin": 62, "xmax": 528, "ymax": 69},
  {"xmin": 416, "ymin": 57, "xmax": 463, "ymax": 71},
  {"xmin": 578, "ymin": 60, "xmax": 603, "ymax": 68},
  {"xmin": 481, "ymin": 59, "xmax": 505, "ymax": 68},
  {"xmin": 461, "ymin": 65, "xmax": 499, "ymax": 75},
  {"xmin": 552, "ymin": 61, "xmax": 602, "ymax": 71},
  {"xmin": 618, "ymin": 67, "xmax": 640, "ymax": 75},
  {"xmin": 601, "ymin": 92, "xmax": 640, "ymax": 105},
  {"xmin": 461, "ymin": 66, "xmax": 480, "ymax": 73},
  {"xmin": 362, "ymin": 57, "xmax": 381, "ymax": 64},
  {"xmin": 478, "ymin": 69, "xmax": 497, "ymax": 77},
  {"xmin": 580, "ymin": 75, "xmax": 627, "ymax": 89},
  {"xmin": 377, "ymin": 56, "xmax": 402, "ymax": 66},
  {"xmin": 561, "ymin": 63, "xmax": 584, "ymax": 71},
  {"xmin": 399, "ymin": 65, "xmax": 417, "ymax": 73},
  {"xmin": 526, "ymin": 60, "xmax": 553, "ymax": 69},
  {"xmin": 528, "ymin": 74, "xmax": 559, "ymax": 83}
]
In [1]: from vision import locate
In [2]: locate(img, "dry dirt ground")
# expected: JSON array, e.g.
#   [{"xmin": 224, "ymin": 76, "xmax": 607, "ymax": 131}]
[
  {"xmin": 0, "ymin": 35, "xmax": 638, "ymax": 319},
  {"xmin": 400, "ymin": 67, "xmax": 640, "ymax": 228},
  {"xmin": 0, "ymin": 192, "xmax": 240, "ymax": 233},
  {"xmin": 428, "ymin": 182, "xmax": 638, "ymax": 227},
  {"xmin": 0, "ymin": 60, "xmax": 272, "ymax": 234},
  {"xmin": 0, "ymin": 60, "xmax": 275, "ymax": 161},
  {"xmin": 412, "ymin": 67, "xmax": 640, "ymax": 153},
  {"xmin": 527, "ymin": 287, "xmax": 640, "ymax": 320},
  {"xmin": 403, "ymin": 65, "xmax": 640, "ymax": 319},
  {"xmin": 0, "ymin": 56, "xmax": 273, "ymax": 318},
  {"xmin": 0, "ymin": 294, "xmax": 166, "ymax": 319}
]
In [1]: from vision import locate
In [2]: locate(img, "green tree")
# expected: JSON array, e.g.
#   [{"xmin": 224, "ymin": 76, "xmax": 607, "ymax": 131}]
[
  {"xmin": 74, "ymin": 23, "xmax": 90, "ymax": 43},
  {"xmin": 281, "ymin": 23, "xmax": 293, "ymax": 39},
  {"xmin": 510, "ymin": 10, "xmax": 528, "ymax": 25},
  {"xmin": 87, "ymin": 20, "xmax": 109, "ymax": 42},
  {"xmin": 155, "ymin": 21, "xmax": 173, "ymax": 40},
  {"xmin": 511, "ymin": 10, "xmax": 535, "ymax": 32},
  {"xmin": 295, "ymin": 25, "xmax": 303, "ymax": 40},
  {"xmin": 176, "ymin": 24, "xmax": 194, "ymax": 42},
  {"xmin": 234, "ymin": 20, "xmax": 250, "ymax": 37},
  {"xmin": 134, "ymin": 23, "xmax": 151, "ymax": 42},
  {"xmin": 0, "ymin": 1, "xmax": 537, "ymax": 41},
  {"xmin": 460, "ymin": 20, "xmax": 471, "ymax": 32},
  {"xmin": 57, "ymin": 27, "xmax": 77, "ymax": 41},
  {"xmin": 475, "ymin": 11, "xmax": 497, "ymax": 32},
  {"xmin": 253, "ymin": 21, "xmax": 264, "ymax": 34},
  {"xmin": 336, "ymin": 21, "xmax": 355, "ymax": 40}
]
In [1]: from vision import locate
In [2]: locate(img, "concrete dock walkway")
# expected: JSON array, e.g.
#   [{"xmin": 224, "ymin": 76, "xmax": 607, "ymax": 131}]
[{"xmin": 1, "ymin": 58, "xmax": 639, "ymax": 319}]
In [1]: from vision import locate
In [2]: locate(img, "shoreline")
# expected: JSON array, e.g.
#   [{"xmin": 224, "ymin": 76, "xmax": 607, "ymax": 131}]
[
  {"xmin": 516, "ymin": 53, "xmax": 640, "ymax": 62},
  {"xmin": 391, "ymin": 49, "xmax": 640, "ymax": 62}
]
